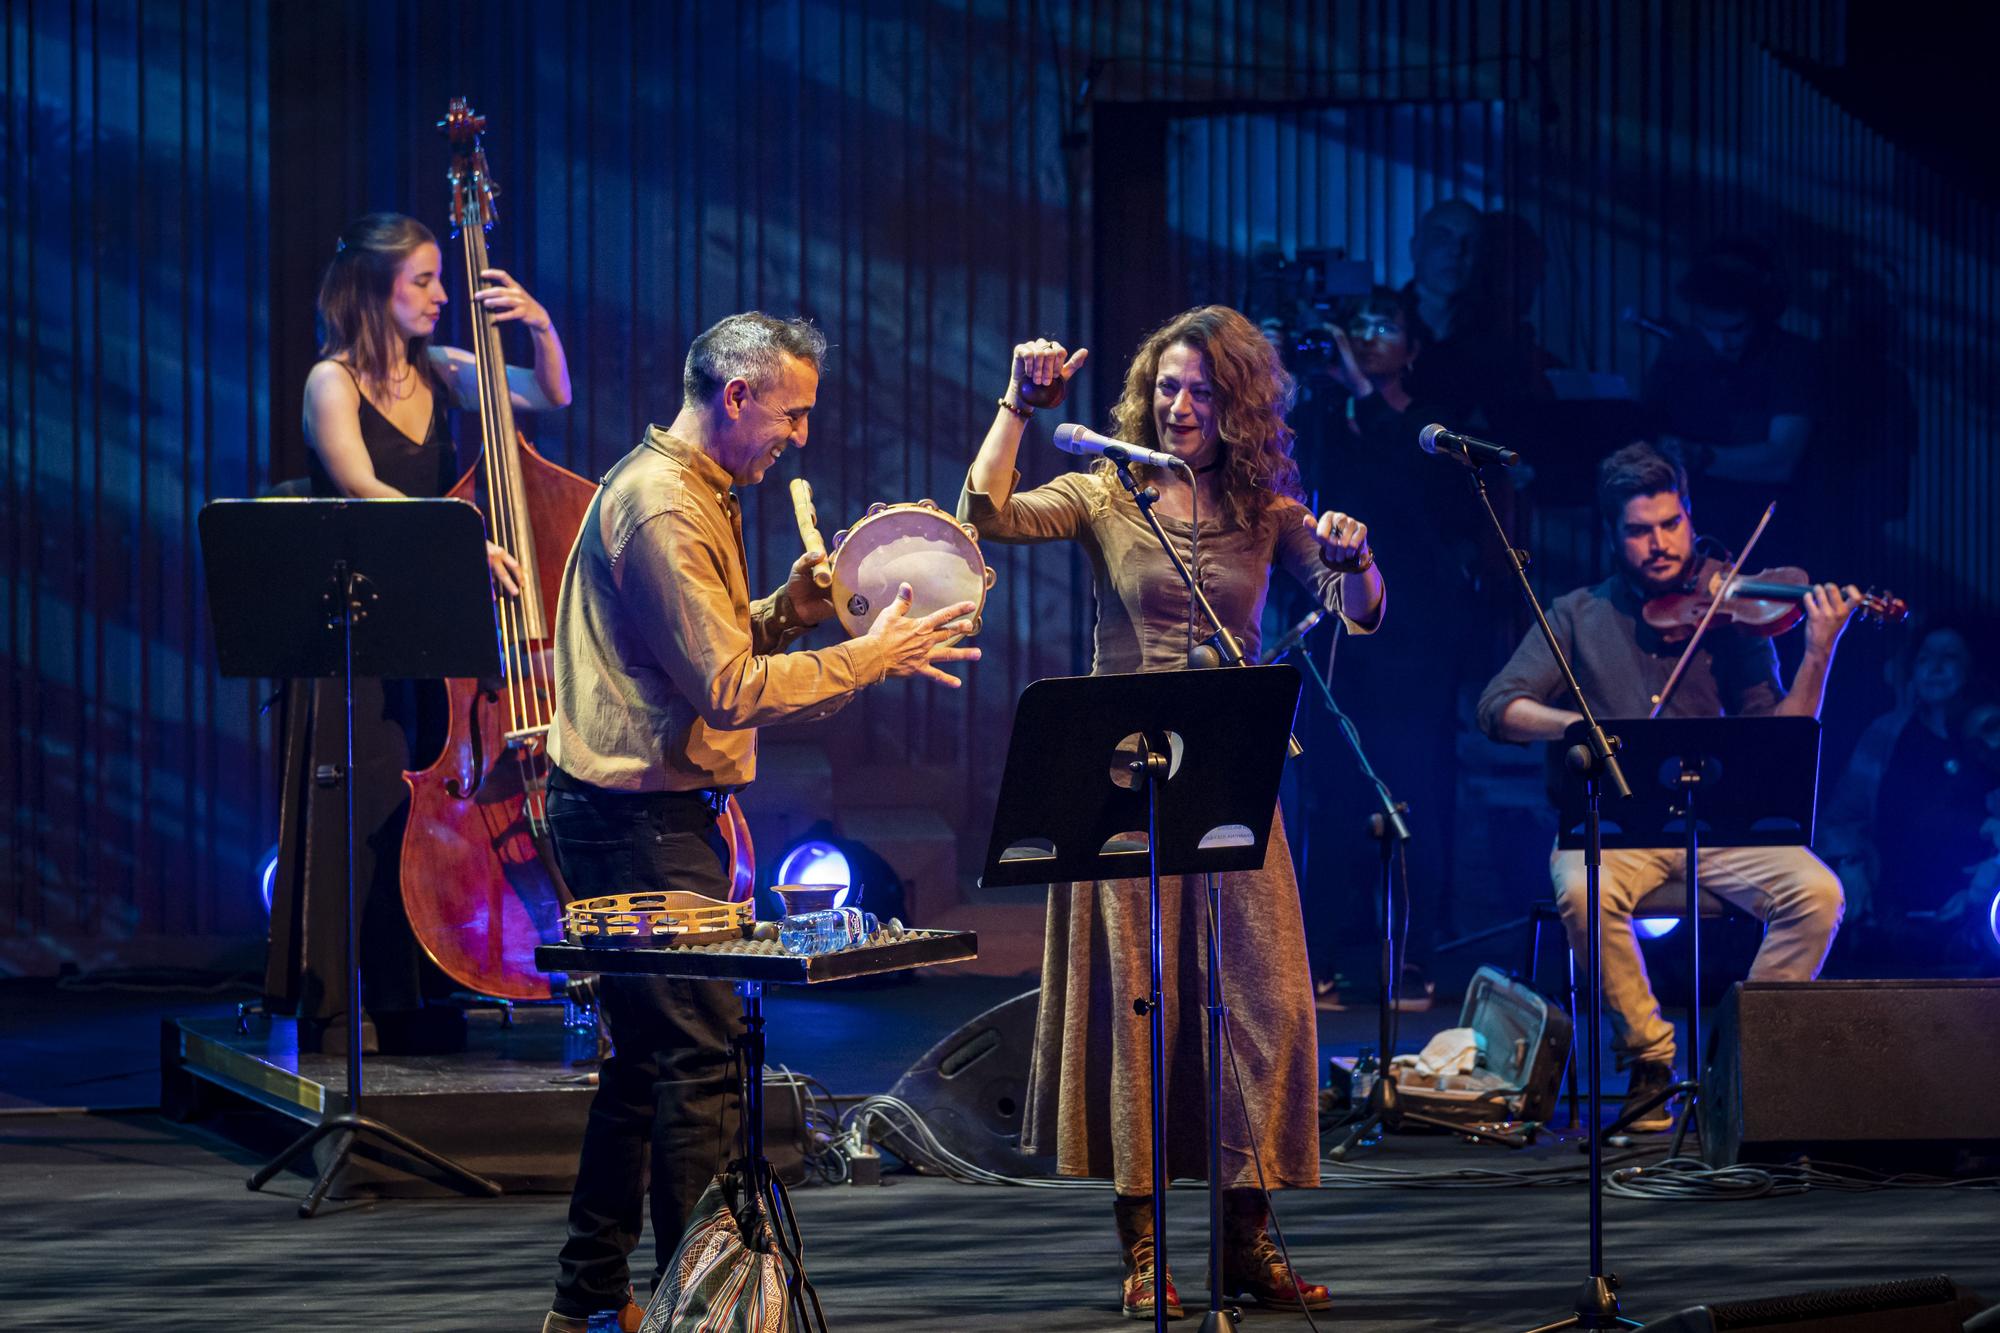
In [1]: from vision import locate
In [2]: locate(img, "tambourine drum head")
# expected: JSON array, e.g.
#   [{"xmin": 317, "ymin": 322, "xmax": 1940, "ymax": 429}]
[{"xmin": 832, "ymin": 505, "xmax": 988, "ymax": 639}]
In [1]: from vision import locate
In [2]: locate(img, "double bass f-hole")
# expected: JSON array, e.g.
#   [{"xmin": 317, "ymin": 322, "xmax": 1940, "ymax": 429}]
[{"xmin": 447, "ymin": 684, "xmax": 495, "ymax": 802}]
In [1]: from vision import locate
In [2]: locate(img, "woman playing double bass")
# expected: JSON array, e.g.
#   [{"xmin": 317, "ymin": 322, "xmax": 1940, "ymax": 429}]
[{"xmin": 266, "ymin": 212, "xmax": 571, "ymax": 1052}]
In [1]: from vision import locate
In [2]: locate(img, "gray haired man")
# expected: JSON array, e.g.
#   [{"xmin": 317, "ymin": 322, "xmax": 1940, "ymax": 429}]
[{"xmin": 540, "ymin": 312, "xmax": 977, "ymax": 1332}]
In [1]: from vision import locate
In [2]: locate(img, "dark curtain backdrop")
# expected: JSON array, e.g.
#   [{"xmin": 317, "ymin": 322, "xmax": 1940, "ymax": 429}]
[
  {"xmin": 6, "ymin": 0, "xmax": 1994, "ymax": 974},
  {"xmin": 4, "ymin": 0, "xmax": 269, "ymax": 971}
]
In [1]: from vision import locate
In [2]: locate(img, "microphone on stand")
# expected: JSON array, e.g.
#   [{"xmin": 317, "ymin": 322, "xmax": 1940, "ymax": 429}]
[
  {"xmin": 1418, "ymin": 423, "xmax": 1521, "ymax": 468},
  {"xmin": 1257, "ymin": 608, "xmax": 1325, "ymax": 665},
  {"xmin": 1052, "ymin": 422, "xmax": 1184, "ymax": 471}
]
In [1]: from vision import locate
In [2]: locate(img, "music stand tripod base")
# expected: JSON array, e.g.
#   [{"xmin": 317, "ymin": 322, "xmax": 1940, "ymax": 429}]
[
  {"xmin": 201, "ymin": 498, "xmax": 503, "ymax": 1218},
  {"xmin": 247, "ymin": 1108, "xmax": 501, "ymax": 1218}
]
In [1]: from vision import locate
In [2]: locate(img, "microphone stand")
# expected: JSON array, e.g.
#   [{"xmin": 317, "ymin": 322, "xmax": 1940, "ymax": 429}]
[
  {"xmin": 1110, "ymin": 458, "xmax": 1244, "ymax": 668},
  {"xmin": 1107, "ymin": 456, "xmax": 1273, "ymax": 1333},
  {"xmin": 1447, "ymin": 461, "xmax": 1637, "ymax": 1332},
  {"xmin": 1282, "ymin": 638, "xmax": 1530, "ymax": 1157}
]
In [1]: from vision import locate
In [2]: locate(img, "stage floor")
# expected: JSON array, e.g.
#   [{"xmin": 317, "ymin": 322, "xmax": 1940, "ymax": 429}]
[
  {"xmin": 2, "ymin": 972, "xmax": 1996, "ymax": 1329},
  {"xmin": 1, "ymin": 1108, "xmax": 1995, "ymax": 1331}
]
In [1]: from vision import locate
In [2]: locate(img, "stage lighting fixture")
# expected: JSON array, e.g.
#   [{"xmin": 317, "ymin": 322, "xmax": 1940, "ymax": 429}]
[
  {"xmin": 1635, "ymin": 916, "xmax": 1680, "ymax": 939},
  {"xmin": 766, "ymin": 825, "xmax": 908, "ymax": 925},
  {"xmin": 257, "ymin": 844, "xmax": 281, "ymax": 916},
  {"xmin": 774, "ymin": 839, "xmax": 854, "ymax": 909},
  {"xmin": 1988, "ymin": 887, "xmax": 1999, "ymax": 951}
]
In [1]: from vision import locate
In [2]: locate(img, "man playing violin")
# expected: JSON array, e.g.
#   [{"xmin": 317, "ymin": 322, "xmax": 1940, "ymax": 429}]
[{"xmin": 1475, "ymin": 442, "xmax": 1860, "ymax": 1130}]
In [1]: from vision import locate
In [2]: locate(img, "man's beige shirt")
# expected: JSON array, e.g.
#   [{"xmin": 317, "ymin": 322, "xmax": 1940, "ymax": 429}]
[{"xmin": 548, "ymin": 427, "xmax": 888, "ymax": 792}]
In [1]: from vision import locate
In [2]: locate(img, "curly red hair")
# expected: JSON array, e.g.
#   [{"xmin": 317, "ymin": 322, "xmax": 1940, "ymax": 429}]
[{"xmin": 1102, "ymin": 305, "xmax": 1304, "ymax": 539}]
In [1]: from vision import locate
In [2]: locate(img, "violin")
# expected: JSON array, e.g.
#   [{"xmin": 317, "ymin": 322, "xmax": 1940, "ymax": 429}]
[{"xmin": 1643, "ymin": 557, "xmax": 1909, "ymax": 641}]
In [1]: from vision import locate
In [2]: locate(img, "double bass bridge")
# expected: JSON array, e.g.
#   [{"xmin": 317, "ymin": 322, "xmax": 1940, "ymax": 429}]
[{"xmin": 504, "ymin": 724, "xmax": 550, "ymax": 752}]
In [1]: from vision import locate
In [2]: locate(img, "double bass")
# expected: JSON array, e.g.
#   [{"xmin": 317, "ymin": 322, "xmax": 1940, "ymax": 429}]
[{"xmin": 400, "ymin": 99, "xmax": 752, "ymax": 1001}]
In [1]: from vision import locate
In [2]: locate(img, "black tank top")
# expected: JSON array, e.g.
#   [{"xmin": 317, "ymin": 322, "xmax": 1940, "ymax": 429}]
[{"xmin": 308, "ymin": 361, "xmax": 456, "ymax": 499}]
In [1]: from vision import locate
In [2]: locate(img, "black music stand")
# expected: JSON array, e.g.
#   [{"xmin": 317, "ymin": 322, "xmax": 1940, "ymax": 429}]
[
  {"xmin": 1559, "ymin": 716, "xmax": 1821, "ymax": 1153},
  {"xmin": 980, "ymin": 668, "xmax": 1301, "ymax": 1333},
  {"xmin": 200, "ymin": 497, "xmax": 504, "ymax": 1217}
]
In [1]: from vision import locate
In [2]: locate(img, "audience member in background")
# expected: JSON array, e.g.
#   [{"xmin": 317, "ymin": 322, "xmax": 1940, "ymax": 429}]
[
  {"xmin": 1321, "ymin": 287, "xmax": 1433, "ymax": 452},
  {"xmin": 1823, "ymin": 625, "xmax": 2000, "ymax": 968},
  {"xmin": 1306, "ymin": 288, "xmax": 1482, "ymax": 984},
  {"xmin": 1400, "ymin": 202, "xmax": 1553, "ymax": 434},
  {"xmin": 1403, "ymin": 199, "xmax": 1483, "ymax": 352},
  {"xmin": 1643, "ymin": 237, "xmax": 1822, "ymax": 551},
  {"xmin": 1812, "ymin": 258, "xmax": 1918, "ymax": 571}
]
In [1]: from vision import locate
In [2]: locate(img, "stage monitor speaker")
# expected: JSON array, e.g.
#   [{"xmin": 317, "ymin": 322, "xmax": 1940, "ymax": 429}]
[
  {"xmin": 1635, "ymin": 1274, "xmax": 1980, "ymax": 1332},
  {"xmin": 883, "ymin": 987, "xmax": 1053, "ymax": 1178},
  {"xmin": 1703, "ymin": 979, "xmax": 2000, "ymax": 1172}
]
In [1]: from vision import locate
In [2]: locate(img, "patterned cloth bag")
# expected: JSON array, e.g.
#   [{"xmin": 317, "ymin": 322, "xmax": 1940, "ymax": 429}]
[{"xmin": 639, "ymin": 1167, "xmax": 823, "ymax": 1333}]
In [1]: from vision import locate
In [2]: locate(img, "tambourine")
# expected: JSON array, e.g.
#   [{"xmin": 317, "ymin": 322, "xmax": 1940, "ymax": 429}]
[
  {"xmin": 825, "ymin": 499, "xmax": 997, "ymax": 641},
  {"xmin": 563, "ymin": 890, "xmax": 754, "ymax": 949}
]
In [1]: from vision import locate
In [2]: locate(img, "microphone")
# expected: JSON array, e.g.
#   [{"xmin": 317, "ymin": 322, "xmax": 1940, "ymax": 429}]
[
  {"xmin": 1052, "ymin": 422, "xmax": 1183, "ymax": 471},
  {"xmin": 1621, "ymin": 306, "xmax": 1678, "ymax": 340},
  {"xmin": 1257, "ymin": 608, "xmax": 1325, "ymax": 665},
  {"xmin": 1418, "ymin": 423, "xmax": 1520, "ymax": 468}
]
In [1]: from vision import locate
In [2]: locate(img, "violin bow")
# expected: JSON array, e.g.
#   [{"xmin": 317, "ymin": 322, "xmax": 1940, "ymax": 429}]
[{"xmin": 1648, "ymin": 501, "xmax": 1776, "ymax": 718}]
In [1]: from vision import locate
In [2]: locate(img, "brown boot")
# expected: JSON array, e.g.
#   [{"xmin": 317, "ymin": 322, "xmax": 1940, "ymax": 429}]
[
  {"xmin": 1220, "ymin": 1188, "xmax": 1332, "ymax": 1311},
  {"xmin": 1113, "ymin": 1194, "xmax": 1187, "ymax": 1321},
  {"xmin": 539, "ymin": 1287, "xmax": 643, "ymax": 1333}
]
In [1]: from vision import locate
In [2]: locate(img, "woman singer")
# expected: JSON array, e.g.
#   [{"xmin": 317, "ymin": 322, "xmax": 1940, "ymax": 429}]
[{"xmin": 960, "ymin": 305, "xmax": 1385, "ymax": 1320}]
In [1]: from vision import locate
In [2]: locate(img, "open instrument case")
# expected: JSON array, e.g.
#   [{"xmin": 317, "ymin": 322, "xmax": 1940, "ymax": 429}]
[{"xmin": 1391, "ymin": 965, "xmax": 1574, "ymax": 1127}]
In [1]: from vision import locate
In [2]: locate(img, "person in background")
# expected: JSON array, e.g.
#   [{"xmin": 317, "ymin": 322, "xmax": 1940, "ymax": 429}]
[
  {"xmin": 1643, "ymin": 236, "xmax": 1822, "ymax": 549},
  {"xmin": 1400, "ymin": 201, "xmax": 1553, "ymax": 434},
  {"xmin": 1307, "ymin": 287, "xmax": 1480, "ymax": 997},
  {"xmin": 1402, "ymin": 199, "xmax": 1483, "ymax": 352},
  {"xmin": 1823, "ymin": 625, "xmax": 2000, "ymax": 967}
]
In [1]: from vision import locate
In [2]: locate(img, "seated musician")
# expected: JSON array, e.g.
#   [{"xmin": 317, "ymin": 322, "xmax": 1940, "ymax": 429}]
[{"xmin": 1474, "ymin": 442, "xmax": 1859, "ymax": 1128}]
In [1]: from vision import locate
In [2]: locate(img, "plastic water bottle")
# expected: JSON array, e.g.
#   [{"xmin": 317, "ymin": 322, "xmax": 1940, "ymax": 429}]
[
  {"xmin": 563, "ymin": 983, "xmax": 601, "ymax": 1063},
  {"xmin": 778, "ymin": 907, "xmax": 879, "ymax": 956}
]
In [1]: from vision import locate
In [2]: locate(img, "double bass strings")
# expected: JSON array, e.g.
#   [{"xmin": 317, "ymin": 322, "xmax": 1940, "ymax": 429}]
[
  {"xmin": 461, "ymin": 204, "xmax": 558, "ymax": 829},
  {"xmin": 462, "ymin": 217, "xmax": 526, "ymax": 740}
]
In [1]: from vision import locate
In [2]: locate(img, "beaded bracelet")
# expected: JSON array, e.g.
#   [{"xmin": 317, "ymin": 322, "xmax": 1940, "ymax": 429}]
[{"xmin": 996, "ymin": 395, "xmax": 1033, "ymax": 419}]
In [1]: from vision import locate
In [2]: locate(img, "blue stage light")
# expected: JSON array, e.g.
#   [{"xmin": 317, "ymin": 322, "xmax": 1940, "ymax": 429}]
[
  {"xmin": 775, "ymin": 840, "xmax": 854, "ymax": 909},
  {"xmin": 257, "ymin": 844, "xmax": 281, "ymax": 916},
  {"xmin": 1989, "ymin": 888, "xmax": 1999, "ymax": 951},
  {"xmin": 1635, "ymin": 916, "xmax": 1680, "ymax": 939}
]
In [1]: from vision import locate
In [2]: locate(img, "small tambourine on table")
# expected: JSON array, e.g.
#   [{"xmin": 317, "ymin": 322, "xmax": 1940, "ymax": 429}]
[
  {"xmin": 789, "ymin": 481, "xmax": 996, "ymax": 643},
  {"xmin": 563, "ymin": 891, "xmax": 755, "ymax": 949}
]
